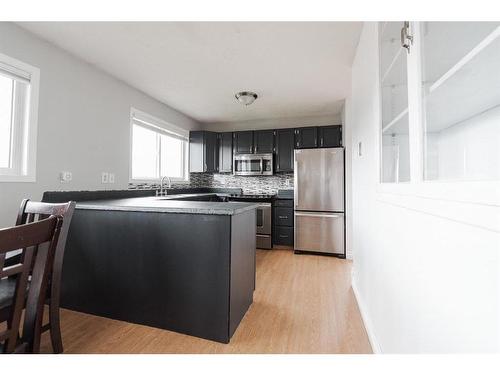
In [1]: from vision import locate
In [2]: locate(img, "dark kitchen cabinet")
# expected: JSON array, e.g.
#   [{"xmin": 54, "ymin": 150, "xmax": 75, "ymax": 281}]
[
  {"xmin": 274, "ymin": 227, "xmax": 294, "ymax": 246},
  {"xmin": 233, "ymin": 131, "xmax": 254, "ymax": 154},
  {"xmin": 254, "ymin": 130, "xmax": 274, "ymax": 154},
  {"xmin": 275, "ymin": 207, "xmax": 294, "ymax": 227},
  {"xmin": 295, "ymin": 127, "xmax": 318, "ymax": 149},
  {"xmin": 217, "ymin": 132, "xmax": 233, "ymax": 173},
  {"xmin": 274, "ymin": 129, "xmax": 295, "ymax": 172},
  {"xmin": 189, "ymin": 131, "xmax": 217, "ymax": 173},
  {"xmin": 318, "ymin": 125, "xmax": 342, "ymax": 148},
  {"xmin": 273, "ymin": 198, "xmax": 294, "ymax": 247}
]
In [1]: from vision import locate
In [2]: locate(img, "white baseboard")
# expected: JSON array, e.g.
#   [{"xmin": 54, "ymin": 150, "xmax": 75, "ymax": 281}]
[{"xmin": 351, "ymin": 271, "xmax": 382, "ymax": 354}]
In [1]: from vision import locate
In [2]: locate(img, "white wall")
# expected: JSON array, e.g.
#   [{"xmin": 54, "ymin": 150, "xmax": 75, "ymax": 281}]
[
  {"xmin": 202, "ymin": 113, "xmax": 341, "ymax": 132},
  {"xmin": 347, "ymin": 23, "xmax": 499, "ymax": 353},
  {"xmin": 0, "ymin": 23, "xmax": 200, "ymax": 228}
]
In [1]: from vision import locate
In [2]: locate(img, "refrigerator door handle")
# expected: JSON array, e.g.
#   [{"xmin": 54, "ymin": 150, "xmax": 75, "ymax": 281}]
[
  {"xmin": 294, "ymin": 159, "xmax": 299, "ymax": 209},
  {"xmin": 295, "ymin": 212, "xmax": 342, "ymax": 219}
]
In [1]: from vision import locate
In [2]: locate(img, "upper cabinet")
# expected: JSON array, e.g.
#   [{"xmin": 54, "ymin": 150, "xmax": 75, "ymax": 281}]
[
  {"xmin": 234, "ymin": 130, "xmax": 274, "ymax": 154},
  {"xmin": 217, "ymin": 132, "xmax": 233, "ymax": 173},
  {"xmin": 275, "ymin": 129, "xmax": 295, "ymax": 172},
  {"xmin": 294, "ymin": 127, "xmax": 318, "ymax": 149},
  {"xmin": 190, "ymin": 125, "xmax": 344, "ymax": 174},
  {"xmin": 318, "ymin": 125, "xmax": 342, "ymax": 148},
  {"xmin": 189, "ymin": 131, "xmax": 218, "ymax": 173},
  {"xmin": 377, "ymin": 21, "xmax": 500, "ymax": 184},
  {"xmin": 233, "ymin": 131, "xmax": 254, "ymax": 154},
  {"xmin": 294, "ymin": 126, "xmax": 342, "ymax": 149},
  {"xmin": 254, "ymin": 130, "xmax": 274, "ymax": 154}
]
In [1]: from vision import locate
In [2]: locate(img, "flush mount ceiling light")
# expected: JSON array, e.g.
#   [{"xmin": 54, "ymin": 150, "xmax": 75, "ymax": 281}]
[{"xmin": 235, "ymin": 91, "xmax": 258, "ymax": 106}]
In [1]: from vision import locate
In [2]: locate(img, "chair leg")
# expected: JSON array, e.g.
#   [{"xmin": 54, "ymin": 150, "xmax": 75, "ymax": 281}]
[{"xmin": 49, "ymin": 300, "xmax": 63, "ymax": 354}]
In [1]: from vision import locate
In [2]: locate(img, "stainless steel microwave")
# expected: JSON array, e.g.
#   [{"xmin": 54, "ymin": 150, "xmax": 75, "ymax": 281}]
[{"xmin": 233, "ymin": 153, "xmax": 273, "ymax": 176}]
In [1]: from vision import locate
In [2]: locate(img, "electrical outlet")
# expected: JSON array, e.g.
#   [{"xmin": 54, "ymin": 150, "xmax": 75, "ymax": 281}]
[
  {"xmin": 60, "ymin": 171, "xmax": 72, "ymax": 183},
  {"xmin": 101, "ymin": 172, "xmax": 109, "ymax": 184},
  {"xmin": 108, "ymin": 173, "xmax": 115, "ymax": 183}
]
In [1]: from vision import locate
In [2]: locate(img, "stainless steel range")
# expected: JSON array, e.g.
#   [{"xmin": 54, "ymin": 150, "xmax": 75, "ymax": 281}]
[
  {"xmin": 226, "ymin": 194, "xmax": 274, "ymax": 249},
  {"xmin": 255, "ymin": 203, "xmax": 272, "ymax": 249}
]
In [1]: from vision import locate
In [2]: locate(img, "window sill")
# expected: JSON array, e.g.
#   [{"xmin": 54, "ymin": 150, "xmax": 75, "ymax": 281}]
[{"xmin": 0, "ymin": 174, "xmax": 36, "ymax": 183}]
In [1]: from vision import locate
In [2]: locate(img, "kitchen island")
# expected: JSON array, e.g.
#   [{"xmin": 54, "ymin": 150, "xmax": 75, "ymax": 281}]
[{"xmin": 46, "ymin": 191, "xmax": 257, "ymax": 344}]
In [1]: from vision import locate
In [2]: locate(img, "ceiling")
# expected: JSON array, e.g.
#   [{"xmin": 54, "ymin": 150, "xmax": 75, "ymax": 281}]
[{"xmin": 18, "ymin": 22, "xmax": 362, "ymax": 124}]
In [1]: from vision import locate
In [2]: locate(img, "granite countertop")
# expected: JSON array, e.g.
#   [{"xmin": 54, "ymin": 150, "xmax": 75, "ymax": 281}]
[{"xmin": 75, "ymin": 194, "xmax": 259, "ymax": 216}]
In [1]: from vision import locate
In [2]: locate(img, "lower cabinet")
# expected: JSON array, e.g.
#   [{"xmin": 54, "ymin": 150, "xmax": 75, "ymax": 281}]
[
  {"xmin": 273, "ymin": 199, "xmax": 294, "ymax": 247},
  {"xmin": 274, "ymin": 226, "xmax": 293, "ymax": 246}
]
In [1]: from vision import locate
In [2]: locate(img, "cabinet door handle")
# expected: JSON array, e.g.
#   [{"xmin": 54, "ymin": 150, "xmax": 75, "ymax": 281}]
[
  {"xmin": 279, "ymin": 235, "xmax": 289, "ymax": 238},
  {"xmin": 278, "ymin": 216, "xmax": 288, "ymax": 219}
]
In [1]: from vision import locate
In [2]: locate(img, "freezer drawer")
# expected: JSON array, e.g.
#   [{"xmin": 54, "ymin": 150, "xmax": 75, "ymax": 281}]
[{"xmin": 294, "ymin": 211, "xmax": 344, "ymax": 255}]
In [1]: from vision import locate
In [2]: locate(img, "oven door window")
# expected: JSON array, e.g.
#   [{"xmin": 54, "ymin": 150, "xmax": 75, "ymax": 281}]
[
  {"xmin": 235, "ymin": 159, "xmax": 261, "ymax": 173},
  {"xmin": 256, "ymin": 208, "xmax": 263, "ymax": 228}
]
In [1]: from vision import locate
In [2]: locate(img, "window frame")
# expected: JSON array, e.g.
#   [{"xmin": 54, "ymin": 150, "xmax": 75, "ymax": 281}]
[
  {"xmin": 0, "ymin": 52, "xmax": 40, "ymax": 183},
  {"xmin": 129, "ymin": 107, "xmax": 189, "ymax": 184}
]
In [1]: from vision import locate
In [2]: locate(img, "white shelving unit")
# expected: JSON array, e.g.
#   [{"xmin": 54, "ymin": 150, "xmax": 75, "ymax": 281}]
[{"xmin": 424, "ymin": 25, "xmax": 500, "ymax": 133}]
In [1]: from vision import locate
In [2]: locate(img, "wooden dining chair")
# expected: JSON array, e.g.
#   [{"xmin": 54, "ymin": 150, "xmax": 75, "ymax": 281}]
[
  {"xmin": 0, "ymin": 216, "xmax": 63, "ymax": 353},
  {"xmin": 14, "ymin": 199, "xmax": 76, "ymax": 353}
]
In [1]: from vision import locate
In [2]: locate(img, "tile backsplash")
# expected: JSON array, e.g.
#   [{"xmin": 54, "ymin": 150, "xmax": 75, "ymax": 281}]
[
  {"xmin": 129, "ymin": 172, "xmax": 294, "ymax": 195},
  {"xmin": 189, "ymin": 172, "xmax": 294, "ymax": 194}
]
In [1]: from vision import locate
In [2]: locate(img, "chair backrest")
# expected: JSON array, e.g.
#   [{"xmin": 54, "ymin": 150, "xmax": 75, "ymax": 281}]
[
  {"xmin": 0, "ymin": 216, "xmax": 63, "ymax": 353},
  {"xmin": 16, "ymin": 199, "xmax": 76, "ymax": 301}
]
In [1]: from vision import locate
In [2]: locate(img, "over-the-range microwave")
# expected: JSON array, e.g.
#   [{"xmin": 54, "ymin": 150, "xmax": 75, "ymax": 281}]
[{"xmin": 233, "ymin": 153, "xmax": 273, "ymax": 176}]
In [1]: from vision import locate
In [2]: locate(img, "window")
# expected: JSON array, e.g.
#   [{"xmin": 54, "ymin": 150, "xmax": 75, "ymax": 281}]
[
  {"xmin": 379, "ymin": 22, "xmax": 411, "ymax": 183},
  {"xmin": 0, "ymin": 53, "xmax": 39, "ymax": 182},
  {"xmin": 421, "ymin": 22, "xmax": 500, "ymax": 181},
  {"xmin": 130, "ymin": 108, "xmax": 189, "ymax": 182}
]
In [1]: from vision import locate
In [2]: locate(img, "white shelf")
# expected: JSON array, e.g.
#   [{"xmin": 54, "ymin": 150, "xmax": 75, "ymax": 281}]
[
  {"xmin": 382, "ymin": 108, "xmax": 409, "ymax": 134},
  {"xmin": 429, "ymin": 26, "xmax": 500, "ymax": 94},
  {"xmin": 381, "ymin": 48, "xmax": 403, "ymax": 84},
  {"xmin": 425, "ymin": 27, "xmax": 500, "ymax": 133}
]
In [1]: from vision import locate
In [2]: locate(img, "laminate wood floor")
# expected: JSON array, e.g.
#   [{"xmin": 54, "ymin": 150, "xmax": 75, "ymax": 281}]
[{"xmin": 37, "ymin": 249, "xmax": 372, "ymax": 354}]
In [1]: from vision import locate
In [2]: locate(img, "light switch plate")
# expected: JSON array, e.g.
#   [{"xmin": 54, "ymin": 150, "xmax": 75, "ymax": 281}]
[{"xmin": 101, "ymin": 172, "xmax": 109, "ymax": 184}]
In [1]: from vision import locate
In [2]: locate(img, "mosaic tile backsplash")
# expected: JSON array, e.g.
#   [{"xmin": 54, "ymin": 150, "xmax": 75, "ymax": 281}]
[
  {"xmin": 129, "ymin": 172, "xmax": 294, "ymax": 195},
  {"xmin": 189, "ymin": 172, "xmax": 294, "ymax": 194}
]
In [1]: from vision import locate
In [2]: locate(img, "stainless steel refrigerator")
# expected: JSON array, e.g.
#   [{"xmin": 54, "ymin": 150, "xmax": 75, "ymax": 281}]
[{"xmin": 294, "ymin": 147, "xmax": 345, "ymax": 256}]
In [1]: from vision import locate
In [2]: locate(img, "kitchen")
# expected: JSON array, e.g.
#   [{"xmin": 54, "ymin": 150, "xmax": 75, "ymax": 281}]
[
  {"xmin": 38, "ymin": 122, "xmax": 347, "ymax": 345},
  {"xmin": 0, "ymin": 9, "xmax": 499, "ymax": 370}
]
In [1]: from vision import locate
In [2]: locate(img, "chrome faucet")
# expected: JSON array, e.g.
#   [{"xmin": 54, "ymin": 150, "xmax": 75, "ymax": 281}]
[{"xmin": 158, "ymin": 176, "xmax": 172, "ymax": 196}]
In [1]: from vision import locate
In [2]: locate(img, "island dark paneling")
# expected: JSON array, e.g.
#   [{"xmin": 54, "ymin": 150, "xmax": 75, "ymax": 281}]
[{"xmin": 61, "ymin": 208, "xmax": 256, "ymax": 343}]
